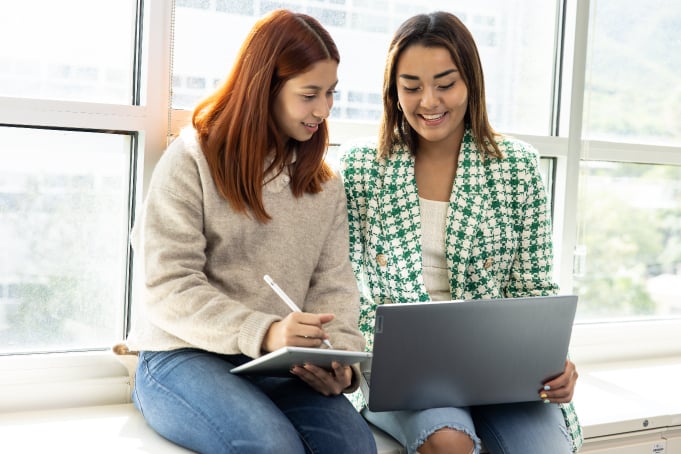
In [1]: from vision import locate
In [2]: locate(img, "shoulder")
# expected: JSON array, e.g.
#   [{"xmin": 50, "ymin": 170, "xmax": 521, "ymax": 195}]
[
  {"xmin": 339, "ymin": 137, "xmax": 379, "ymax": 170},
  {"xmin": 483, "ymin": 134, "xmax": 543, "ymax": 179},
  {"xmin": 320, "ymin": 169, "xmax": 345, "ymax": 196},
  {"xmin": 164, "ymin": 128, "xmax": 205, "ymax": 167},
  {"xmin": 496, "ymin": 135, "xmax": 541, "ymax": 166},
  {"xmin": 148, "ymin": 128, "xmax": 208, "ymax": 198}
]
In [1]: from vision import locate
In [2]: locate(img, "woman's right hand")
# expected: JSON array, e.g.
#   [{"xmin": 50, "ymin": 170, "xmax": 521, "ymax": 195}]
[{"xmin": 261, "ymin": 312, "xmax": 334, "ymax": 352}]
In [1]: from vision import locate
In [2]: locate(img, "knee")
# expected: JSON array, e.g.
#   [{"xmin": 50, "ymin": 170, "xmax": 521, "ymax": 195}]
[{"xmin": 418, "ymin": 428, "xmax": 475, "ymax": 454}]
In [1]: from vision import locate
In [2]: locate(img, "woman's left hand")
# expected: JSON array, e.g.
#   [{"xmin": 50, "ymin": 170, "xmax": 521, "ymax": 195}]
[
  {"xmin": 290, "ymin": 361, "xmax": 353, "ymax": 396},
  {"xmin": 540, "ymin": 359, "xmax": 578, "ymax": 404}
]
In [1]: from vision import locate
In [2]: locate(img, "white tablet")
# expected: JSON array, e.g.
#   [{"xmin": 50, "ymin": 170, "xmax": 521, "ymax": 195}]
[{"xmin": 230, "ymin": 346, "xmax": 372, "ymax": 376}]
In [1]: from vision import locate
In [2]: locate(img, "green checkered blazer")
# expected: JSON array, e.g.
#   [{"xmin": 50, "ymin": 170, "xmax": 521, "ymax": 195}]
[{"xmin": 339, "ymin": 130, "xmax": 583, "ymax": 452}]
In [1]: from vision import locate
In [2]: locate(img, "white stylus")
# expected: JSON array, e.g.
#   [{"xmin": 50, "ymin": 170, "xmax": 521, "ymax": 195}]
[{"xmin": 263, "ymin": 274, "xmax": 334, "ymax": 349}]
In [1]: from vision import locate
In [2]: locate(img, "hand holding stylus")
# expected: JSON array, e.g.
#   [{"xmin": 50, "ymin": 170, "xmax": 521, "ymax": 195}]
[{"xmin": 264, "ymin": 274, "xmax": 334, "ymax": 349}]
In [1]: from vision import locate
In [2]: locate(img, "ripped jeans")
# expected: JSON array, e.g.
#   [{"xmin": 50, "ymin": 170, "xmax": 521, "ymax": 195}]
[{"xmin": 362, "ymin": 401, "xmax": 571, "ymax": 454}]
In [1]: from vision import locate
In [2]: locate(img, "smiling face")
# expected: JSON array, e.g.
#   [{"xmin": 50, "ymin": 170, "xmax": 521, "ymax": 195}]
[
  {"xmin": 272, "ymin": 59, "xmax": 339, "ymax": 143},
  {"xmin": 396, "ymin": 44, "xmax": 468, "ymax": 150}
]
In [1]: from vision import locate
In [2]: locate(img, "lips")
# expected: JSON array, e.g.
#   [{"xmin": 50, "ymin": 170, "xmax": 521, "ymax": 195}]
[{"xmin": 420, "ymin": 113, "xmax": 445, "ymax": 121}]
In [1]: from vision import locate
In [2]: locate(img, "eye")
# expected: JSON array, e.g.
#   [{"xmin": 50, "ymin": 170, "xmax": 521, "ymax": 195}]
[
  {"xmin": 302, "ymin": 94, "xmax": 316, "ymax": 101},
  {"xmin": 438, "ymin": 82, "xmax": 455, "ymax": 90},
  {"xmin": 402, "ymin": 86, "xmax": 420, "ymax": 93}
]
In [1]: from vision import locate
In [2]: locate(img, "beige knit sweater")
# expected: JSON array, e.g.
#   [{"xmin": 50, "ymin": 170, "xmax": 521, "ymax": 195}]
[{"xmin": 126, "ymin": 129, "xmax": 364, "ymax": 363}]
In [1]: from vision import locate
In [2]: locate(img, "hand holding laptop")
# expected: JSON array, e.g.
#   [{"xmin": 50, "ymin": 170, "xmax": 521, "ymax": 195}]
[
  {"xmin": 361, "ymin": 295, "xmax": 578, "ymax": 411},
  {"xmin": 539, "ymin": 359, "xmax": 578, "ymax": 404}
]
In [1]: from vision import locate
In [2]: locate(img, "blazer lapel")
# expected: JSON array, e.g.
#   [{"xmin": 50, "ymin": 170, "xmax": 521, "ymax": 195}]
[
  {"xmin": 446, "ymin": 132, "xmax": 486, "ymax": 299},
  {"xmin": 377, "ymin": 148, "xmax": 430, "ymax": 302}
]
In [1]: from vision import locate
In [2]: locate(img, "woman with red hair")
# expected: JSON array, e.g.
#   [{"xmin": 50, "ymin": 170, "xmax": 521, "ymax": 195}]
[{"xmin": 127, "ymin": 9, "xmax": 376, "ymax": 453}]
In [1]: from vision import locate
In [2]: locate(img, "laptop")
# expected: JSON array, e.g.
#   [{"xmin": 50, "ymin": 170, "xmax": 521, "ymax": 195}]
[{"xmin": 361, "ymin": 295, "xmax": 578, "ymax": 411}]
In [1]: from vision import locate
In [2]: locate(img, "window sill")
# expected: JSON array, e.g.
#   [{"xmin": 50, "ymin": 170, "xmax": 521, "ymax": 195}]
[
  {"xmin": 1, "ymin": 351, "xmax": 680, "ymax": 451},
  {"xmin": 0, "ymin": 351, "xmax": 130, "ymax": 413},
  {"xmin": 574, "ymin": 355, "xmax": 681, "ymax": 440}
]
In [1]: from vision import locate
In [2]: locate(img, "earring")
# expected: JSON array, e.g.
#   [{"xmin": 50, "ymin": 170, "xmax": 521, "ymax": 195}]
[{"xmin": 397, "ymin": 102, "xmax": 402, "ymax": 112}]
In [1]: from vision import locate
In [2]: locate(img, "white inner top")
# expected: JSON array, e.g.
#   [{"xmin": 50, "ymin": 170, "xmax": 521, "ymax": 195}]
[{"xmin": 419, "ymin": 196, "xmax": 451, "ymax": 301}]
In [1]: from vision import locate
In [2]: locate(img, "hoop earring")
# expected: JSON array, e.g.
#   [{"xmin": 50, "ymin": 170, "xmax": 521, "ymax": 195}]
[{"xmin": 397, "ymin": 102, "xmax": 402, "ymax": 112}]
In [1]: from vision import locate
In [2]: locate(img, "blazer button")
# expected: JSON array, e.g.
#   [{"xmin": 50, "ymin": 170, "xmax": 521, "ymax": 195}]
[
  {"xmin": 376, "ymin": 253, "xmax": 388, "ymax": 267},
  {"xmin": 483, "ymin": 258, "xmax": 494, "ymax": 269}
]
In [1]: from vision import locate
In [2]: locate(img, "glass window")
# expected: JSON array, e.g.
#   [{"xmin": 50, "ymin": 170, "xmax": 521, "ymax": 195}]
[
  {"xmin": 0, "ymin": 127, "xmax": 133, "ymax": 353},
  {"xmin": 583, "ymin": 0, "xmax": 681, "ymax": 147},
  {"xmin": 0, "ymin": 0, "xmax": 138, "ymax": 104},
  {"xmin": 574, "ymin": 161, "xmax": 681, "ymax": 321},
  {"xmin": 171, "ymin": 0, "xmax": 559, "ymax": 134},
  {"xmin": 576, "ymin": 0, "xmax": 681, "ymax": 322}
]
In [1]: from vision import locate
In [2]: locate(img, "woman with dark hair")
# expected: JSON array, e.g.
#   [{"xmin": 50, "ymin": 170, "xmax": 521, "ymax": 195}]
[
  {"xmin": 127, "ymin": 9, "xmax": 377, "ymax": 453},
  {"xmin": 341, "ymin": 11, "xmax": 582, "ymax": 454}
]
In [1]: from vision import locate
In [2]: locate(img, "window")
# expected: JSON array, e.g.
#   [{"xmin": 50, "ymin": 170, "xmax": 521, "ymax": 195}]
[
  {"xmin": 575, "ymin": 161, "xmax": 681, "ymax": 320},
  {"xmin": 0, "ymin": 0, "xmax": 150, "ymax": 358},
  {"xmin": 0, "ymin": 0, "xmax": 138, "ymax": 104},
  {"xmin": 574, "ymin": 0, "xmax": 681, "ymax": 322},
  {"xmin": 171, "ymin": 0, "xmax": 560, "ymax": 135},
  {"xmin": 0, "ymin": 127, "xmax": 134, "ymax": 354},
  {"xmin": 582, "ymin": 0, "xmax": 680, "ymax": 147}
]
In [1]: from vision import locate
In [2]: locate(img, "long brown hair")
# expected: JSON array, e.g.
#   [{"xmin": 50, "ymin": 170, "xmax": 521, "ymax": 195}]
[
  {"xmin": 192, "ymin": 9, "xmax": 339, "ymax": 222},
  {"xmin": 379, "ymin": 11, "xmax": 502, "ymax": 160}
]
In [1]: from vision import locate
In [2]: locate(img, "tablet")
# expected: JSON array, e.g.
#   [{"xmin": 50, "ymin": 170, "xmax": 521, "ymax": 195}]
[{"xmin": 230, "ymin": 346, "xmax": 372, "ymax": 376}]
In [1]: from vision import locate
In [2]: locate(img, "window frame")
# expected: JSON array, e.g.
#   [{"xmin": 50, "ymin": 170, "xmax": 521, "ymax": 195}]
[
  {"xmin": 0, "ymin": 0, "xmax": 172, "ymax": 410},
  {"xmin": 0, "ymin": 0, "xmax": 680, "ymax": 412}
]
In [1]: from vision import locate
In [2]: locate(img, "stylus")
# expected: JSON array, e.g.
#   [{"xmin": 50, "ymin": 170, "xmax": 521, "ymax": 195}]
[{"xmin": 263, "ymin": 274, "xmax": 334, "ymax": 349}]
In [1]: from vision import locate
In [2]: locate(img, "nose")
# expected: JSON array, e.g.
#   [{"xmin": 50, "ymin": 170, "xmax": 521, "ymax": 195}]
[
  {"xmin": 420, "ymin": 86, "xmax": 440, "ymax": 109},
  {"xmin": 313, "ymin": 96, "xmax": 332, "ymax": 120}
]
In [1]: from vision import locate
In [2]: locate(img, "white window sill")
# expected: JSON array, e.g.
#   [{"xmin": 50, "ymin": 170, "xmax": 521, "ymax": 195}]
[
  {"xmin": 1, "ymin": 351, "xmax": 680, "ymax": 452},
  {"xmin": 574, "ymin": 355, "xmax": 681, "ymax": 440}
]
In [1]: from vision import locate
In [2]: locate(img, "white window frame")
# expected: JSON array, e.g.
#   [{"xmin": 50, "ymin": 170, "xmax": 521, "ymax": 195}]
[
  {"xmin": 0, "ymin": 0, "xmax": 172, "ymax": 411},
  {"xmin": 0, "ymin": 0, "xmax": 680, "ymax": 412}
]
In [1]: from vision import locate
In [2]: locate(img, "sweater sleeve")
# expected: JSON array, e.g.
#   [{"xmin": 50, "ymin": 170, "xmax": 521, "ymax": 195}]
[{"xmin": 135, "ymin": 140, "xmax": 280, "ymax": 358}]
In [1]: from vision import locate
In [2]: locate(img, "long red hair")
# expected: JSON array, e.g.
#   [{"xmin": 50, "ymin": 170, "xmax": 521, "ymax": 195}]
[{"xmin": 192, "ymin": 9, "xmax": 339, "ymax": 222}]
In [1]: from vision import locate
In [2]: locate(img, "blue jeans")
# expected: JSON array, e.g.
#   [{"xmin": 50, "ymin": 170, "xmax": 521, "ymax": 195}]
[
  {"xmin": 133, "ymin": 349, "xmax": 377, "ymax": 454},
  {"xmin": 363, "ymin": 401, "xmax": 571, "ymax": 454}
]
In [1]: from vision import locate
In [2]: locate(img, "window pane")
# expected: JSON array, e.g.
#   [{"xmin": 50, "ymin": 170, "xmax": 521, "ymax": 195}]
[
  {"xmin": 0, "ymin": 127, "xmax": 132, "ymax": 353},
  {"xmin": 574, "ymin": 161, "xmax": 681, "ymax": 321},
  {"xmin": 172, "ymin": 0, "xmax": 557, "ymax": 134},
  {"xmin": 0, "ymin": 0, "xmax": 137, "ymax": 104},
  {"xmin": 584, "ymin": 0, "xmax": 681, "ymax": 146}
]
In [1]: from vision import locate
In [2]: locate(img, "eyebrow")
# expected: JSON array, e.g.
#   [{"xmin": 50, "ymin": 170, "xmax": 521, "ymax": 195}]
[
  {"xmin": 300, "ymin": 81, "xmax": 339, "ymax": 91},
  {"xmin": 399, "ymin": 69, "xmax": 458, "ymax": 81}
]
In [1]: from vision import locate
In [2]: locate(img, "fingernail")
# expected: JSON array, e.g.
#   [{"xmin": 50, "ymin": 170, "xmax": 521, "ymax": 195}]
[
  {"xmin": 540, "ymin": 392, "xmax": 548, "ymax": 399},
  {"xmin": 544, "ymin": 385, "xmax": 551, "ymax": 391},
  {"xmin": 543, "ymin": 399, "xmax": 551, "ymax": 404}
]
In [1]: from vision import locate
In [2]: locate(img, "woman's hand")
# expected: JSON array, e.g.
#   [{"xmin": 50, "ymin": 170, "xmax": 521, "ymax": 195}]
[
  {"xmin": 540, "ymin": 359, "xmax": 578, "ymax": 404},
  {"xmin": 262, "ymin": 312, "xmax": 334, "ymax": 353},
  {"xmin": 290, "ymin": 361, "xmax": 353, "ymax": 396}
]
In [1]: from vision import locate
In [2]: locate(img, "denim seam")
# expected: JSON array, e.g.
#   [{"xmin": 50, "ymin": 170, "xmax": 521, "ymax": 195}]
[{"xmin": 412, "ymin": 422, "xmax": 481, "ymax": 454}]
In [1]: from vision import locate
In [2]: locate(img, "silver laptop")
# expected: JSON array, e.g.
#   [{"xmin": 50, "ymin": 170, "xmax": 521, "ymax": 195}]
[{"xmin": 361, "ymin": 295, "xmax": 578, "ymax": 411}]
